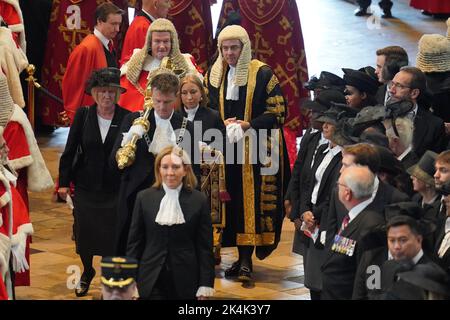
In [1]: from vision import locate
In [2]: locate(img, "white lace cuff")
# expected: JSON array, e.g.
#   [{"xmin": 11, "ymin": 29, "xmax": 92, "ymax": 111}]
[
  {"xmin": 121, "ymin": 124, "xmax": 146, "ymax": 147},
  {"xmin": 196, "ymin": 286, "xmax": 215, "ymax": 297}
]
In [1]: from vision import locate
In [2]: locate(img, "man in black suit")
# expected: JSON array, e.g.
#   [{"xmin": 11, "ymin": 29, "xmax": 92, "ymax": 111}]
[
  {"xmin": 325, "ymin": 143, "xmax": 409, "ymax": 247},
  {"xmin": 374, "ymin": 46, "xmax": 408, "ymax": 105},
  {"xmin": 353, "ymin": 212, "xmax": 437, "ymax": 300},
  {"xmin": 321, "ymin": 165, "xmax": 385, "ymax": 300},
  {"xmin": 433, "ymin": 151, "xmax": 450, "ymax": 275},
  {"xmin": 388, "ymin": 67, "xmax": 447, "ymax": 157},
  {"xmin": 112, "ymin": 71, "xmax": 197, "ymax": 255}
]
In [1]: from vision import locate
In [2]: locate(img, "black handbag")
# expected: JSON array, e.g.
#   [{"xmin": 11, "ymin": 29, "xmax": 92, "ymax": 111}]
[{"xmin": 71, "ymin": 107, "xmax": 89, "ymax": 173}]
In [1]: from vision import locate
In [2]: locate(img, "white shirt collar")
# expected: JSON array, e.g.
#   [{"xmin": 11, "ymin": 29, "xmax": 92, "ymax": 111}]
[
  {"xmin": 348, "ymin": 197, "xmax": 372, "ymax": 222},
  {"xmin": 184, "ymin": 105, "xmax": 199, "ymax": 121},
  {"xmin": 155, "ymin": 109, "xmax": 174, "ymax": 125},
  {"xmin": 408, "ymin": 103, "xmax": 418, "ymax": 120},
  {"xmin": 397, "ymin": 145, "xmax": 412, "ymax": 161},
  {"xmin": 319, "ymin": 133, "xmax": 329, "ymax": 146},
  {"xmin": 445, "ymin": 217, "xmax": 450, "ymax": 234},
  {"xmin": 226, "ymin": 66, "xmax": 239, "ymax": 101},
  {"xmin": 94, "ymin": 28, "xmax": 110, "ymax": 49},
  {"xmin": 323, "ymin": 144, "xmax": 342, "ymax": 156},
  {"xmin": 369, "ymin": 176, "xmax": 379, "ymax": 202},
  {"xmin": 388, "ymin": 249, "xmax": 424, "ymax": 264}
]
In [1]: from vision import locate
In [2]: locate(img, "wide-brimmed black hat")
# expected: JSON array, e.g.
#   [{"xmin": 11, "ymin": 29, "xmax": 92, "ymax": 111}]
[
  {"xmin": 304, "ymin": 71, "xmax": 346, "ymax": 92},
  {"xmin": 302, "ymin": 89, "xmax": 346, "ymax": 113},
  {"xmin": 101, "ymin": 256, "xmax": 138, "ymax": 288},
  {"xmin": 315, "ymin": 102, "xmax": 358, "ymax": 125},
  {"xmin": 350, "ymin": 105, "xmax": 386, "ymax": 135},
  {"xmin": 85, "ymin": 67, "xmax": 126, "ymax": 95},
  {"xmin": 407, "ymin": 150, "xmax": 438, "ymax": 186},
  {"xmin": 333, "ymin": 118, "xmax": 360, "ymax": 146},
  {"xmin": 358, "ymin": 66, "xmax": 383, "ymax": 86},
  {"xmin": 342, "ymin": 68, "xmax": 380, "ymax": 95},
  {"xmin": 360, "ymin": 130, "xmax": 389, "ymax": 148},
  {"xmin": 398, "ymin": 263, "xmax": 450, "ymax": 297}
]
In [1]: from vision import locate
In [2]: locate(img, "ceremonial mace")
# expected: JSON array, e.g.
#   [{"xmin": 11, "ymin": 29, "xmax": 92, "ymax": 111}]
[{"xmin": 115, "ymin": 57, "xmax": 182, "ymax": 169}]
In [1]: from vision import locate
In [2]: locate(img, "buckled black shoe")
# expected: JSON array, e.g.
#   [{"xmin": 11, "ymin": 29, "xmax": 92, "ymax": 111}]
[
  {"xmin": 354, "ymin": 8, "xmax": 370, "ymax": 16},
  {"xmin": 224, "ymin": 261, "xmax": 240, "ymax": 278},
  {"xmin": 75, "ymin": 270, "xmax": 96, "ymax": 297},
  {"xmin": 381, "ymin": 9, "xmax": 393, "ymax": 18},
  {"xmin": 238, "ymin": 266, "xmax": 252, "ymax": 282}
]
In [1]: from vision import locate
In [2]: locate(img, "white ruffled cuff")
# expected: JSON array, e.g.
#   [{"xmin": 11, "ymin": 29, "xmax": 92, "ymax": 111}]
[
  {"xmin": 226, "ymin": 123, "xmax": 244, "ymax": 143},
  {"xmin": 196, "ymin": 286, "xmax": 215, "ymax": 298},
  {"xmin": 121, "ymin": 124, "xmax": 146, "ymax": 147}
]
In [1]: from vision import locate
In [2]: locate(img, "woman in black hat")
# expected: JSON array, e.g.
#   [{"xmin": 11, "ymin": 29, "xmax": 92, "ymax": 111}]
[
  {"xmin": 342, "ymin": 68, "xmax": 379, "ymax": 110},
  {"xmin": 57, "ymin": 67, "xmax": 130, "ymax": 297}
]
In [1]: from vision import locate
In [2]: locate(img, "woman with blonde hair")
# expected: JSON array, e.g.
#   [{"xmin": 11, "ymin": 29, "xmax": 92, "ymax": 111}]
[
  {"xmin": 179, "ymin": 73, "xmax": 225, "ymax": 142},
  {"xmin": 127, "ymin": 145, "xmax": 215, "ymax": 300}
]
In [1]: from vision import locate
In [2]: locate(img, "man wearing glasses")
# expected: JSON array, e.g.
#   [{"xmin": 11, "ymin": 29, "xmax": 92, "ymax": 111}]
[{"xmin": 387, "ymin": 66, "xmax": 446, "ymax": 157}]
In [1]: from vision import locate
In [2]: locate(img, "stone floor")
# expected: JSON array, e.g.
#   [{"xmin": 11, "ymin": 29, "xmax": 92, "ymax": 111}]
[{"xmin": 14, "ymin": 0, "xmax": 448, "ymax": 300}]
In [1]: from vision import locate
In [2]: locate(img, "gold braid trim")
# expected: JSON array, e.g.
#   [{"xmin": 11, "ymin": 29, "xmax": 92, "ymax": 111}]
[
  {"xmin": 266, "ymin": 74, "xmax": 279, "ymax": 95},
  {"xmin": 236, "ymin": 232, "xmax": 275, "ymax": 246}
]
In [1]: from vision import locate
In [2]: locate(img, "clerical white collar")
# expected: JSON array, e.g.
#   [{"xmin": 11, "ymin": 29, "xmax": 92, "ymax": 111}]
[
  {"xmin": 184, "ymin": 105, "xmax": 199, "ymax": 121},
  {"xmin": 155, "ymin": 109, "xmax": 174, "ymax": 124},
  {"xmin": 94, "ymin": 28, "xmax": 110, "ymax": 49},
  {"xmin": 323, "ymin": 144, "xmax": 342, "ymax": 156}
]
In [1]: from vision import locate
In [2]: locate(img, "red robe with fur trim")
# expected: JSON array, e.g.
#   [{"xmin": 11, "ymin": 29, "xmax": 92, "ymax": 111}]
[
  {"xmin": 3, "ymin": 105, "xmax": 53, "ymax": 286},
  {"xmin": 62, "ymin": 34, "xmax": 107, "ymax": 123},
  {"xmin": 0, "ymin": 171, "xmax": 32, "ymax": 297},
  {"xmin": 0, "ymin": 0, "xmax": 25, "ymax": 50}
]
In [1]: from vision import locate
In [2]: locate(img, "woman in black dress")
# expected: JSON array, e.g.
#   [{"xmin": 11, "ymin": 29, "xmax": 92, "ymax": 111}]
[
  {"xmin": 58, "ymin": 67, "xmax": 130, "ymax": 297},
  {"xmin": 127, "ymin": 145, "xmax": 215, "ymax": 300}
]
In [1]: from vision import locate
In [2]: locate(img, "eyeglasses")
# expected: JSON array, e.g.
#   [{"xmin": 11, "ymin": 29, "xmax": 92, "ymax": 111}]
[{"xmin": 387, "ymin": 80, "xmax": 411, "ymax": 90}]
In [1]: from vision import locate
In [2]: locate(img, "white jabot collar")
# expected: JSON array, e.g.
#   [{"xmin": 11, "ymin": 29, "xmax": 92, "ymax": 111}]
[
  {"xmin": 155, "ymin": 183, "xmax": 185, "ymax": 226},
  {"xmin": 226, "ymin": 66, "xmax": 239, "ymax": 101},
  {"xmin": 184, "ymin": 105, "xmax": 199, "ymax": 121}
]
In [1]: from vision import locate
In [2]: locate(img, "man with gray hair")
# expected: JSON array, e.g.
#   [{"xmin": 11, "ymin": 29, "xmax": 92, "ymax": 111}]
[
  {"xmin": 384, "ymin": 117, "xmax": 418, "ymax": 169},
  {"xmin": 321, "ymin": 165, "xmax": 385, "ymax": 299}
]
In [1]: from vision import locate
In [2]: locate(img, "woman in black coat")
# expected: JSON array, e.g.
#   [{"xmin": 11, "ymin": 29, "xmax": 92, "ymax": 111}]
[
  {"xmin": 127, "ymin": 146, "xmax": 215, "ymax": 300},
  {"xmin": 179, "ymin": 73, "xmax": 225, "ymax": 144},
  {"xmin": 58, "ymin": 67, "xmax": 130, "ymax": 297}
]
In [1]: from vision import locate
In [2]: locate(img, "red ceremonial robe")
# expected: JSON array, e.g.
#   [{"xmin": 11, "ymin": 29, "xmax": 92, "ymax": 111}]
[
  {"xmin": 218, "ymin": 0, "xmax": 309, "ymax": 168},
  {"xmin": 62, "ymin": 34, "xmax": 107, "ymax": 123},
  {"xmin": 410, "ymin": 0, "xmax": 450, "ymax": 13},
  {"xmin": 0, "ymin": 0, "xmax": 21, "ymax": 48},
  {"xmin": 0, "ymin": 173, "xmax": 31, "ymax": 293},
  {"xmin": 3, "ymin": 121, "xmax": 31, "ymax": 287},
  {"xmin": 39, "ymin": 0, "xmax": 128, "ymax": 126},
  {"xmin": 120, "ymin": 15, "xmax": 151, "ymax": 66},
  {"xmin": 118, "ymin": 71, "xmax": 149, "ymax": 112}
]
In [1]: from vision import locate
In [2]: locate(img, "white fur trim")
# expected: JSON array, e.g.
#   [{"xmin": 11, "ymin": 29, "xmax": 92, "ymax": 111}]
[
  {"xmin": 0, "ymin": 232, "xmax": 11, "ymax": 278},
  {"xmin": 8, "ymin": 155, "xmax": 32, "ymax": 170},
  {"xmin": 1, "ymin": 0, "xmax": 26, "ymax": 52},
  {"xmin": 0, "ymin": 192, "xmax": 10, "ymax": 209},
  {"xmin": 447, "ymin": 18, "xmax": 450, "ymax": 39},
  {"xmin": 10, "ymin": 105, "xmax": 54, "ymax": 191}
]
